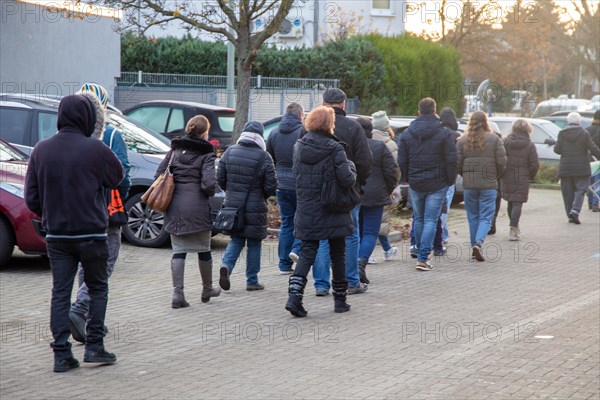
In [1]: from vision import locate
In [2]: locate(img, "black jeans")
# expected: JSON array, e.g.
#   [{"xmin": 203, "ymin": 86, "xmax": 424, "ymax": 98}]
[
  {"xmin": 47, "ymin": 240, "xmax": 109, "ymax": 357},
  {"xmin": 507, "ymin": 201, "xmax": 523, "ymax": 228},
  {"xmin": 295, "ymin": 238, "xmax": 347, "ymax": 285}
]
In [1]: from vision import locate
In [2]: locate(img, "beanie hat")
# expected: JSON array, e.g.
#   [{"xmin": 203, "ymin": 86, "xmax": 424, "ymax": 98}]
[
  {"xmin": 80, "ymin": 83, "xmax": 109, "ymax": 108},
  {"xmin": 567, "ymin": 112, "xmax": 581, "ymax": 126},
  {"xmin": 242, "ymin": 120, "xmax": 264, "ymax": 136},
  {"xmin": 593, "ymin": 109, "xmax": 600, "ymax": 125},
  {"xmin": 371, "ymin": 110, "xmax": 390, "ymax": 131},
  {"xmin": 439, "ymin": 107, "xmax": 459, "ymax": 131},
  {"xmin": 323, "ymin": 88, "xmax": 346, "ymax": 104},
  {"xmin": 356, "ymin": 117, "xmax": 373, "ymax": 139}
]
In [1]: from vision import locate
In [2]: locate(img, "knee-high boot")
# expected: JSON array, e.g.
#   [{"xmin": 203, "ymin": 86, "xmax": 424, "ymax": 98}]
[
  {"xmin": 171, "ymin": 258, "xmax": 190, "ymax": 309},
  {"xmin": 199, "ymin": 259, "xmax": 221, "ymax": 303},
  {"xmin": 358, "ymin": 257, "xmax": 370, "ymax": 284},
  {"xmin": 285, "ymin": 275, "xmax": 308, "ymax": 317},
  {"xmin": 332, "ymin": 281, "xmax": 351, "ymax": 313}
]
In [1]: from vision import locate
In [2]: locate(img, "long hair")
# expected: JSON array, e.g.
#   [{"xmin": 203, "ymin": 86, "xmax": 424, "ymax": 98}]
[{"xmin": 464, "ymin": 110, "xmax": 490, "ymax": 151}]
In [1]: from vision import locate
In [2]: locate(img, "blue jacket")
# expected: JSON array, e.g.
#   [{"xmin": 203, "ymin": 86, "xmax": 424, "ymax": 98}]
[
  {"xmin": 103, "ymin": 125, "xmax": 131, "ymax": 199},
  {"xmin": 398, "ymin": 114, "xmax": 457, "ymax": 192},
  {"xmin": 266, "ymin": 112, "xmax": 304, "ymax": 192}
]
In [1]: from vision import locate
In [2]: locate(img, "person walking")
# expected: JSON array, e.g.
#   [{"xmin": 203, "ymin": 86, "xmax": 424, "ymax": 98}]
[
  {"xmin": 398, "ymin": 98, "xmax": 457, "ymax": 271},
  {"xmin": 25, "ymin": 94, "xmax": 124, "ymax": 372},
  {"xmin": 218, "ymin": 121, "xmax": 277, "ymax": 291},
  {"xmin": 311, "ymin": 88, "xmax": 372, "ymax": 296},
  {"xmin": 266, "ymin": 102, "xmax": 305, "ymax": 274},
  {"xmin": 370, "ymin": 110, "xmax": 400, "ymax": 263},
  {"xmin": 585, "ymin": 110, "xmax": 600, "ymax": 212},
  {"xmin": 554, "ymin": 112, "xmax": 600, "ymax": 224},
  {"xmin": 70, "ymin": 83, "xmax": 131, "ymax": 343},
  {"xmin": 355, "ymin": 117, "xmax": 399, "ymax": 284},
  {"xmin": 457, "ymin": 111, "xmax": 507, "ymax": 261},
  {"xmin": 439, "ymin": 107, "xmax": 461, "ymax": 245},
  {"xmin": 285, "ymin": 106, "xmax": 355, "ymax": 317},
  {"xmin": 154, "ymin": 115, "xmax": 221, "ymax": 308},
  {"xmin": 500, "ymin": 119, "xmax": 539, "ymax": 241}
]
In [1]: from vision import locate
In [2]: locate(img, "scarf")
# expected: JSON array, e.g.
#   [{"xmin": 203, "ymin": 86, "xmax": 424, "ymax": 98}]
[{"xmin": 237, "ymin": 131, "xmax": 266, "ymax": 151}]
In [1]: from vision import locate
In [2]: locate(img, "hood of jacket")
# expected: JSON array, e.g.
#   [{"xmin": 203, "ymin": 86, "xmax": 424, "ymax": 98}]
[
  {"xmin": 505, "ymin": 130, "xmax": 532, "ymax": 150},
  {"xmin": 171, "ymin": 136, "xmax": 215, "ymax": 155},
  {"xmin": 57, "ymin": 94, "xmax": 105, "ymax": 138},
  {"xmin": 296, "ymin": 131, "xmax": 344, "ymax": 165},
  {"xmin": 408, "ymin": 115, "xmax": 444, "ymax": 141},
  {"xmin": 278, "ymin": 113, "xmax": 303, "ymax": 135},
  {"xmin": 561, "ymin": 125, "xmax": 587, "ymax": 143}
]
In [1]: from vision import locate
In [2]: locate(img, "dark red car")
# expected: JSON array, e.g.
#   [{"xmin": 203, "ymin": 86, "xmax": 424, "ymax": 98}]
[{"xmin": 0, "ymin": 139, "xmax": 46, "ymax": 267}]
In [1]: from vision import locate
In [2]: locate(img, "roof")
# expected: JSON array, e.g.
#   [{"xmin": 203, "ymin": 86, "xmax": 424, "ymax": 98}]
[
  {"xmin": 16, "ymin": 0, "xmax": 122, "ymax": 20},
  {"xmin": 135, "ymin": 100, "xmax": 235, "ymax": 112}
]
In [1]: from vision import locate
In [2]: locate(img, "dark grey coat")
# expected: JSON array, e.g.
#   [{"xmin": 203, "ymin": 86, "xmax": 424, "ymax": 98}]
[
  {"xmin": 554, "ymin": 125, "xmax": 600, "ymax": 177},
  {"xmin": 457, "ymin": 131, "xmax": 507, "ymax": 189},
  {"xmin": 293, "ymin": 131, "xmax": 356, "ymax": 240},
  {"xmin": 501, "ymin": 131, "xmax": 539, "ymax": 203},
  {"xmin": 155, "ymin": 136, "xmax": 216, "ymax": 235},
  {"xmin": 361, "ymin": 139, "xmax": 399, "ymax": 207},
  {"xmin": 217, "ymin": 140, "xmax": 277, "ymax": 240}
]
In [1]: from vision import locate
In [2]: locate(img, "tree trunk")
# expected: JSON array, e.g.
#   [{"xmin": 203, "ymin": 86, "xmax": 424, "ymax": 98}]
[{"xmin": 232, "ymin": 43, "xmax": 256, "ymax": 145}]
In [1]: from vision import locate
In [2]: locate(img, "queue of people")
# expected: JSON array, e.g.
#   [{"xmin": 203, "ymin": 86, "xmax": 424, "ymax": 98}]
[{"xmin": 24, "ymin": 87, "xmax": 599, "ymax": 372}]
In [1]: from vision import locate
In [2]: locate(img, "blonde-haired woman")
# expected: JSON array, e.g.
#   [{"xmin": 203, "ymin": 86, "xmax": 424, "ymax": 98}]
[
  {"xmin": 286, "ymin": 106, "xmax": 356, "ymax": 317},
  {"xmin": 501, "ymin": 119, "xmax": 539, "ymax": 241},
  {"xmin": 457, "ymin": 111, "xmax": 507, "ymax": 261}
]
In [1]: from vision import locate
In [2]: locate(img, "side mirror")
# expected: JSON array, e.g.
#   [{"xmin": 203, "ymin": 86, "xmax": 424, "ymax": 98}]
[{"xmin": 544, "ymin": 138, "xmax": 556, "ymax": 146}]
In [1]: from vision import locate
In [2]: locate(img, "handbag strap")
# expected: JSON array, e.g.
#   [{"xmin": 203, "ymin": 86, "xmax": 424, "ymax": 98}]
[{"xmin": 243, "ymin": 152, "xmax": 267, "ymax": 204}]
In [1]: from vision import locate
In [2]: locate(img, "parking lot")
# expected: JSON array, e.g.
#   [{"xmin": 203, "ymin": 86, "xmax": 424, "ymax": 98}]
[{"xmin": 1, "ymin": 188, "xmax": 599, "ymax": 400}]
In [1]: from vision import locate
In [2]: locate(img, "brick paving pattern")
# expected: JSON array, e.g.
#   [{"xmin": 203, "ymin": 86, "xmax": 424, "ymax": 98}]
[{"xmin": 1, "ymin": 188, "xmax": 599, "ymax": 399}]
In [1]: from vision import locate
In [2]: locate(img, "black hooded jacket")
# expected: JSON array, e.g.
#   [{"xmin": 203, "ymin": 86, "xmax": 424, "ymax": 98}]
[
  {"xmin": 332, "ymin": 107, "xmax": 372, "ymax": 189},
  {"xmin": 25, "ymin": 94, "xmax": 124, "ymax": 241},
  {"xmin": 266, "ymin": 112, "xmax": 304, "ymax": 191},
  {"xmin": 554, "ymin": 125, "xmax": 600, "ymax": 177}
]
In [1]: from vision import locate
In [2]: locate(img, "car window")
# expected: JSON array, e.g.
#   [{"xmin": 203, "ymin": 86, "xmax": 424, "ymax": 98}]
[
  {"xmin": 493, "ymin": 121, "xmax": 512, "ymax": 137},
  {"xmin": 530, "ymin": 126, "xmax": 549, "ymax": 144},
  {"xmin": 127, "ymin": 106, "xmax": 170, "ymax": 133},
  {"xmin": 0, "ymin": 141, "xmax": 27, "ymax": 161},
  {"xmin": 0, "ymin": 108, "xmax": 30, "ymax": 145},
  {"xmin": 37, "ymin": 111, "xmax": 58, "ymax": 140},
  {"xmin": 217, "ymin": 114, "xmax": 235, "ymax": 133},
  {"xmin": 107, "ymin": 113, "xmax": 170, "ymax": 154},
  {"xmin": 166, "ymin": 108, "xmax": 185, "ymax": 133}
]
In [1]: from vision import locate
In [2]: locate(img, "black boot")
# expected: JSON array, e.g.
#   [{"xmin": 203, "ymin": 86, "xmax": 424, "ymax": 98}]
[
  {"xmin": 285, "ymin": 275, "xmax": 308, "ymax": 317},
  {"xmin": 488, "ymin": 218, "xmax": 496, "ymax": 235},
  {"xmin": 332, "ymin": 281, "xmax": 351, "ymax": 313},
  {"xmin": 358, "ymin": 258, "xmax": 370, "ymax": 284}
]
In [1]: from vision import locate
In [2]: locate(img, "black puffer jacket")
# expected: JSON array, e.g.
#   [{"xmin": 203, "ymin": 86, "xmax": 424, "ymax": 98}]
[
  {"xmin": 266, "ymin": 112, "xmax": 303, "ymax": 192},
  {"xmin": 554, "ymin": 125, "xmax": 600, "ymax": 177},
  {"xmin": 586, "ymin": 124, "xmax": 600, "ymax": 148},
  {"xmin": 332, "ymin": 107, "xmax": 372, "ymax": 188},
  {"xmin": 501, "ymin": 131, "xmax": 539, "ymax": 203},
  {"xmin": 293, "ymin": 131, "xmax": 356, "ymax": 240},
  {"xmin": 155, "ymin": 136, "xmax": 216, "ymax": 235},
  {"xmin": 217, "ymin": 141, "xmax": 277, "ymax": 239},
  {"xmin": 361, "ymin": 139, "xmax": 399, "ymax": 207}
]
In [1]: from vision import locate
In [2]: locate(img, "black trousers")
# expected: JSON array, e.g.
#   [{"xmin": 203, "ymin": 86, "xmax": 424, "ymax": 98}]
[{"xmin": 294, "ymin": 238, "xmax": 347, "ymax": 285}]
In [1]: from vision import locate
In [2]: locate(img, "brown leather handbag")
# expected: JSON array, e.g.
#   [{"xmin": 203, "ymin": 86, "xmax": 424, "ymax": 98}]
[{"xmin": 141, "ymin": 151, "xmax": 175, "ymax": 212}]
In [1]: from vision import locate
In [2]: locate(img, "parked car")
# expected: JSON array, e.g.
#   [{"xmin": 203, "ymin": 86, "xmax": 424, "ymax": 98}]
[
  {"xmin": 540, "ymin": 110, "xmax": 593, "ymax": 130},
  {"xmin": 0, "ymin": 139, "xmax": 46, "ymax": 267},
  {"xmin": 0, "ymin": 94, "xmax": 225, "ymax": 248},
  {"xmin": 531, "ymin": 98, "xmax": 592, "ymax": 118},
  {"xmin": 490, "ymin": 117, "xmax": 560, "ymax": 162},
  {"xmin": 124, "ymin": 100, "xmax": 236, "ymax": 147}
]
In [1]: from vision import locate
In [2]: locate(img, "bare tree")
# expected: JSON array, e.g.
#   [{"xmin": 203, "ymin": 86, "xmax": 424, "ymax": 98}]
[
  {"xmin": 101, "ymin": 0, "xmax": 296, "ymax": 140},
  {"xmin": 560, "ymin": 0, "xmax": 600, "ymax": 82}
]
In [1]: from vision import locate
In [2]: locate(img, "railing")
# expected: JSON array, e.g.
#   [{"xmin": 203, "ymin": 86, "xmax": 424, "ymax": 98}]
[{"xmin": 116, "ymin": 71, "xmax": 339, "ymax": 90}]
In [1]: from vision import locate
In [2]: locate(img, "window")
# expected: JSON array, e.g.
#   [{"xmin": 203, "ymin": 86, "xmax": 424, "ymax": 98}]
[
  {"xmin": 37, "ymin": 112, "xmax": 58, "ymax": 140},
  {"xmin": 372, "ymin": 0, "xmax": 393, "ymax": 15},
  {"xmin": 0, "ymin": 108, "xmax": 30, "ymax": 145},
  {"xmin": 166, "ymin": 108, "xmax": 185, "ymax": 133},
  {"xmin": 530, "ymin": 126, "xmax": 549, "ymax": 144},
  {"xmin": 217, "ymin": 114, "xmax": 235, "ymax": 133},
  {"xmin": 107, "ymin": 113, "xmax": 170, "ymax": 155},
  {"xmin": 126, "ymin": 106, "xmax": 170, "ymax": 134}
]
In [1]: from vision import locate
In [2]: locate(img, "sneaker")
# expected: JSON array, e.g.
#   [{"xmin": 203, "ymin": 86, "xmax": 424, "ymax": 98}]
[
  {"xmin": 54, "ymin": 356, "xmax": 79, "ymax": 373},
  {"xmin": 83, "ymin": 349, "xmax": 117, "ymax": 364},
  {"xmin": 347, "ymin": 283, "xmax": 368, "ymax": 295},
  {"xmin": 279, "ymin": 269, "xmax": 294, "ymax": 275},
  {"xmin": 246, "ymin": 283, "xmax": 265, "ymax": 291},
  {"xmin": 415, "ymin": 261, "xmax": 434, "ymax": 271},
  {"xmin": 410, "ymin": 245, "xmax": 418, "ymax": 259},
  {"xmin": 593, "ymin": 207, "xmax": 600, "ymax": 212},
  {"xmin": 288, "ymin": 252, "xmax": 299, "ymax": 263},
  {"xmin": 367, "ymin": 257, "xmax": 378, "ymax": 264},
  {"xmin": 315, "ymin": 288, "xmax": 329, "ymax": 297},
  {"xmin": 384, "ymin": 247, "xmax": 398, "ymax": 261},
  {"xmin": 433, "ymin": 247, "xmax": 447, "ymax": 257},
  {"xmin": 219, "ymin": 266, "xmax": 231, "ymax": 291},
  {"xmin": 69, "ymin": 310, "xmax": 86, "ymax": 344},
  {"xmin": 472, "ymin": 242, "xmax": 485, "ymax": 261},
  {"xmin": 568, "ymin": 211, "xmax": 581, "ymax": 224}
]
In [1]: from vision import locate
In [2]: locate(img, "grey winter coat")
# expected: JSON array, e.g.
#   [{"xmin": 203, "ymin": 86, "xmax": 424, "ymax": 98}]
[
  {"xmin": 155, "ymin": 136, "xmax": 216, "ymax": 235},
  {"xmin": 554, "ymin": 125, "xmax": 600, "ymax": 177},
  {"xmin": 457, "ymin": 131, "xmax": 507, "ymax": 189},
  {"xmin": 293, "ymin": 131, "xmax": 356, "ymax": 240},
  {"xmin": 501, "ymin": 130, "xmax": 539, "ymax": 203},
  {"xmin": 217, "ymin": 140, "xmax": 277, "ymax": 239},
  {"xmin": 361, "ymin": 139, "xmax": 399, "ymax": 207}
]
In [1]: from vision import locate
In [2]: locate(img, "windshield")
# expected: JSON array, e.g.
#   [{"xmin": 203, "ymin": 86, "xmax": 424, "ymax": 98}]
[
  {"xmin": 107, "ymin": 113, "xmax": 170, "ymax": 154},
  {"xmin": 0, "ymin": 141, "xmax": 27, "ymax": 161}
]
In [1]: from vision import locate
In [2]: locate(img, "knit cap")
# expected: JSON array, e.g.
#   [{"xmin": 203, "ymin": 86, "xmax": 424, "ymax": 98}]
[{"xmin": 371, "ymin": 110, "xmax": 390, "ymax": 130}]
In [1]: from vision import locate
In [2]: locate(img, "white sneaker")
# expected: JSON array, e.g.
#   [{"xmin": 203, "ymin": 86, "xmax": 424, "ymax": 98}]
[
  {"xmin": 384, "ymin": 247, "xmax": 398, "ymax": 261},
  {"xmin": 289, "ymin": 252, "xmax": 299, "ymax": 264},
  {"xmin": 367, "ymin": 257, "xmax": 378, "ymax": 264}
]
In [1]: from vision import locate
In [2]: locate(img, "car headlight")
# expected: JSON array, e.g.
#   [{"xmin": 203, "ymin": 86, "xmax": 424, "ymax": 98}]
[{"xmin": 0, "ymin": 182, "xmax": 25, "ymax": 199}]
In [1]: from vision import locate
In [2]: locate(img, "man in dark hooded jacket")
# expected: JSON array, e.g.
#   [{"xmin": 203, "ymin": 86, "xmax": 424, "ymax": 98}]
[
  {"xmin": 554, "ymin": 112, "xmax": 600, "ymax": 223},
  {"xmin": 267, "ymin": 102, "xmax": 305, "ymax": 273},
  {"xmin": 398, "ymin": 98, "xmax": 457, "ymax": 271},
  {"xmin": 25, "ymin": 94, "xmax": 124, "ymax": 372}
]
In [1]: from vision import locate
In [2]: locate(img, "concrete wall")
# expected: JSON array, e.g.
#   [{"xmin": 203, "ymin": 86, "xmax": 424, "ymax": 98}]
[{"xmin": 0, "ymin": 0, "xmax": 120, "ymax": 101}]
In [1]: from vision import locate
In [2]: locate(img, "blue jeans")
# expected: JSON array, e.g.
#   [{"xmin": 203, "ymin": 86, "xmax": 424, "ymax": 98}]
[
  {"xmin": 409, "ymin": 186, "xmax": 448, "ymax": 262},
  {"xmin": 276, "ymin": 190, "xmax": 301, "ymax": 272},
  {"xmin": 222, "ymin": 236, "xmax": 263, "ymax": 286},
  {"xmin": 441, "ymin": 184, "xmax": 456, "ymax": 242},
  {"xmin": 378, "ymin": 235, "xmax": 391, "ymax": 252},
  {"xmin": 312, "ymin": 205, "xmax": 360, "ymax": 289},
  {"xmin": 358, "ymin": 206, "xmax": 384, "ymax": 261},
  {"xmin": 464, "ymin": 189, "xmax": 497, "ymax": 246},
  {"xmin": 47, "ymin": 240, "xmax": 109, "ymax": 357}
]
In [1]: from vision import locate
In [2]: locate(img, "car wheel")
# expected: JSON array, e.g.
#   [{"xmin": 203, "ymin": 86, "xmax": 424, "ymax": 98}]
[
  {"xmin": 122, "ymin": 192, "xmax": 170, "ymax": 248},
  {"xmin": 0, "ymin": 215, "xmax": 16, "ymax": 268}
]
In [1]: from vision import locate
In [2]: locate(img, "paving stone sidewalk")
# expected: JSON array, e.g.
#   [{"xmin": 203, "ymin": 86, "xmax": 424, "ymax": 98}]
[{"xmin": 1, "ymin": 188, "xmax": 599, "ymax": 399}]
